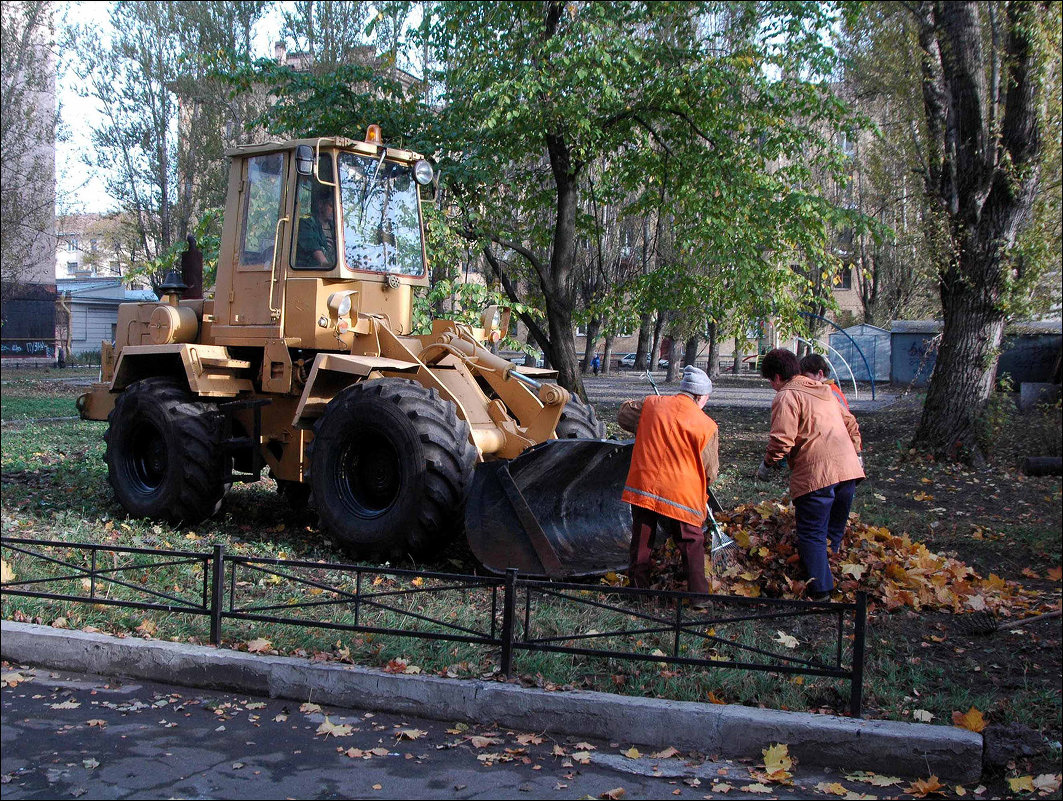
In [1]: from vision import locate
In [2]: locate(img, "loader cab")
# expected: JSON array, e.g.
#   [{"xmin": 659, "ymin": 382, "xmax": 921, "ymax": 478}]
[{"xmin": 212, "ymin": 132, "xmax": 434, "ymax": 349}]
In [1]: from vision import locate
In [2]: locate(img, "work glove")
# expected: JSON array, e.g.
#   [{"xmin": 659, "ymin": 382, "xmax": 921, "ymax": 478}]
[{"xmin": 754, "ymin": 460, "xmax": 772, "ymax": 482}]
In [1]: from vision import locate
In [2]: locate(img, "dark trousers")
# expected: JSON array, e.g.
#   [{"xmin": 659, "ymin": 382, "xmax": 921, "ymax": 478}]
[
  {"xmin": 628, "ymin": 506, "xmax": 709, "ymax": 594},
  {"xmin": 792, "ymin": 479, "xmax": 858, "ymax": 593}
]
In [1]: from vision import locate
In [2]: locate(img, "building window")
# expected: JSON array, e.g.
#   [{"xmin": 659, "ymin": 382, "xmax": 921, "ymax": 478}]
[
  {"xmin": 66, "ymin": 261, "xmax": 78, "ymax": 274},
  {"xmin": 67, "ymin": 238, "xmax": 79, "ymax": 251},
  {"xmin": 835, "ymin": 265, "xmax": 853, "ymax": 290}
]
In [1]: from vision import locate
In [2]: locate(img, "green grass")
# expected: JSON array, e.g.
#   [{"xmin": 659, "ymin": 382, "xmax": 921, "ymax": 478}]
[
  {"xmin": 1, "ymin": 395, "xmax": 81, "ymax": 420},
  {"xmin": 2, "ymin": 377, "xmax": 1060, "ymax": 736}
]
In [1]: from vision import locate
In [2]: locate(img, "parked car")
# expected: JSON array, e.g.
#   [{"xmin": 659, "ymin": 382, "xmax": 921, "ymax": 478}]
[
  {"xmin": 657, "ymin": 359, "xmax": 670, "ymax": 369},
  {"xmin": 619, "ymin": 352, "xmax": 637, "ymax": 368}
]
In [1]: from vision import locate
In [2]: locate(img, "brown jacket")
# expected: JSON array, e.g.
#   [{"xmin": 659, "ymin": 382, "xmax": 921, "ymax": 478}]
[
  {"xmin": 766, "ymin": 375, "xmax": 863, "ymax": 498},
  {"xmin": 619, "ymin": 395, "xmax": 720, "ymax": 526}
]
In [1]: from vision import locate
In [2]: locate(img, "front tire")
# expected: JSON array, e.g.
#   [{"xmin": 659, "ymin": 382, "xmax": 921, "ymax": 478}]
[
  {"xmin": 310, "ymin": 379, "xmax": 477, "ymax": 558},
  {"xmin": 105, "ymin": 378, "xmax": 229, "ymax": 524},
  {"xmin": 554, "ymin": 396, "xmax": 606, "ymax": 439}
]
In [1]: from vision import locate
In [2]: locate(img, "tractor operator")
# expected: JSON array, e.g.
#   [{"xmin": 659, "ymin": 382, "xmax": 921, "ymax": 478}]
[
  {"xmin": 756, "ymin": 348, "xmax": 864, "ymax": 601},
  {"xmin": 297, "ymin": 188, "xmax": 337, "ymax": 268},
  {"xmin": 618, "ymin": 365, "xmax": 719, "ymax": 600}
]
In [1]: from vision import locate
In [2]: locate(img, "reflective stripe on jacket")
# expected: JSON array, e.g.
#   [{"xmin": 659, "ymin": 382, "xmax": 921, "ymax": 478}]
[
  {"xmin": 766, "ymin": 375, "xmax": 864, "ymax": 498},
  {"xmin": 621, "ymin": 394, "xmax": 719, "ymax": 527}
]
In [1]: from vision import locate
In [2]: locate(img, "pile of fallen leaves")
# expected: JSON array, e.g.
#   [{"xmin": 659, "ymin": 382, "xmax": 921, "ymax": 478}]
[{"xmin": 644, "ymin": 499, "xmax": 1059, "ymax": 616}]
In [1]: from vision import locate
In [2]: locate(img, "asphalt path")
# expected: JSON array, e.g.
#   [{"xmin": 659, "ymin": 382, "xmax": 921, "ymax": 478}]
[{"xmin": 1, "ymin": 666, "xmax": 912, "ymax": 800}]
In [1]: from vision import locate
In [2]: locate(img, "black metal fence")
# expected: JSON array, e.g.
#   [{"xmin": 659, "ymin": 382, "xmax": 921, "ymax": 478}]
[{"xmin": 1, "ymin": 536, "xmax": 866, "ymax": 717}]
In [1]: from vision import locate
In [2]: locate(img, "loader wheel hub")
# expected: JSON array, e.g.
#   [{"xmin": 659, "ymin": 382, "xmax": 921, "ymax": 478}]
[
  {"xmin": 129, "ymin": 420, "xmax": 168, "ymax": 492},
  {"xmin": 339, "ymin": 432, "xmax": 400, "ymax": 517}
]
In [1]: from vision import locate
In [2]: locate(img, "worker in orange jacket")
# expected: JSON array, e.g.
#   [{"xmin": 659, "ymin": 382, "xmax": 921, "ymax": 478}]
[
  {"xmin": 757, "ymin": 349, "xmax": 864, "ymax": 600},
  {"xmin": 619, "ymin": 365, "xmax": 719, "ymax": 597},
  {"xmin": 800, "ymin": 353, "xmax": 849, "ymax": 410}
]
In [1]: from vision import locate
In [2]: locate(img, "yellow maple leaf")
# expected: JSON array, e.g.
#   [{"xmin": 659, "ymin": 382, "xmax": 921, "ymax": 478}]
[
  {"xmin": 904, "ymin": 776, "xmax": 945, "ymax": 797},
  {"xmin": 245, "ymin": 638, "xmax": 272, "ymax": 653},
  {"xmin": 316, "ymin": 716, "xmax": 352, "ymax": 737},
  {"xmin": 136, "ymin": 619, "xmax": 157, "ymax": 636},
  {"xmin": 762, "ymin": 743, "xmax": 793, "ymax": 780},
  {"xmin": 1006, "ymin": 775, "xmax": 1035, "ymax": 793},
  {"xmin": 622, "ymin": 747, "xmax": 642, "ymax": 759},
  {"xmin": 396, "ymin": 728, "xmax": 426, "ymax": 740},
  {"xmin": 952, "ymin": 706, "xmax": 986, "ymax": 733},
  {"xmin": 1, "ymin": 560, "xmax": 17, "ymax": 583},
  {"xmin": 814, "ymin": 781, "xmax": 848, "ymax": 796},
  {"xmin": 840, "ymin": 563, "xmax": 867, "ymax": 580},
  {"xmin": 300, "ymin": 702, "xmax": 321, "ymax": 713},
  {"xmin": 599, "ymin": 789, "xmax": 626, "ymax": 800},
  {"xmin": 651, "ymin": 746, "xmax": 680, "ymax": 759}
]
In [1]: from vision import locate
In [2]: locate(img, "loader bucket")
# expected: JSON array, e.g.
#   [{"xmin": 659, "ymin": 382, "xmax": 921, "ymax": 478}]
[{"xmin": 465, "ymin": 439, "xmax": 634, "ymax": 578}]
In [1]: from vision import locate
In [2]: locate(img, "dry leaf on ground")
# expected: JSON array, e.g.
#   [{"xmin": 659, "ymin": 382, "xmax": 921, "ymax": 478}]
[
  {"xmin": 904, "ymin": 776, "xmax": 945, "ymax": 797},
  {"xmin": 952, "ymin": 706, "xmax": 987, "ymax": 733},
  {"xmin": 762, "ymin": 743, "xmax": 793, "ymax": 781},
  {"xmin": 1006, "ymin": 776, "xmax": 1035, "ymax": 794},
  {"xmin": 316, "ymin": 716, "xmax": 352, "ymax": 738}
]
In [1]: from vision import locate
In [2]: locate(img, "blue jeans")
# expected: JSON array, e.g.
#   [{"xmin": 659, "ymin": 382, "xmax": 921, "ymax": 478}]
[{"xmin": 792, "ymin": 480, "xmax": 857, "ymax": 593}]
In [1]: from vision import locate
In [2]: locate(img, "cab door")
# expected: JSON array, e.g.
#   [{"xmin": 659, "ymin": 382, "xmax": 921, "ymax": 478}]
[{"xmin": 217, "ymin": 151, "xmax": 288, "ymax": 331}]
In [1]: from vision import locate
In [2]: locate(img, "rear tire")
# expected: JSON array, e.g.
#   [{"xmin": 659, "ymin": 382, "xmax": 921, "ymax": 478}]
[
  {"xmin": 310, "ymin": 379, "xmax": 477, "ymax": 558},
  {"xmin": 554, "ymin": 396, "xmax": 606, "ymax": 439},
  {"xmin": 105, "ymin": 378, "xmax": 229, "ymax": 524}
]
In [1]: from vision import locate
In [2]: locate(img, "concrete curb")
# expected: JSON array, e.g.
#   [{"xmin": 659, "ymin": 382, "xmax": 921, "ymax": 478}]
[{"xmin": 1, "ymin": 621, "xmax": 982, "ymax": 782}]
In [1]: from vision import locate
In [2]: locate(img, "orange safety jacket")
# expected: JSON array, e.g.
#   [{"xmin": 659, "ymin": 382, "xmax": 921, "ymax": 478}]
[
  {"xmin": 826, "ymin": 380, "xmax": 850, "ymax": 410},
  {"xmin": 620, "ymin": 394, "xmax": 719, "ymax": 527}
]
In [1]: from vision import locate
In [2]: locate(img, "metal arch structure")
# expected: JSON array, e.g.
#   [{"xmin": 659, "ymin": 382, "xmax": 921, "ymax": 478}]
[
  {"xmin": 795, "ymin": 336, "xmax": 859, "ymax": 400},
  {"xmin": 797, "ymin": 312, "xmax": 877, "ymax": 400}
]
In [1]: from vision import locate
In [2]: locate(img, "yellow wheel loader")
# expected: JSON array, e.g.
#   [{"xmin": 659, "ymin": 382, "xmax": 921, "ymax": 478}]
[{"xmin": 77, "ymin": 127, "xmax": 634, "ymax": 577}]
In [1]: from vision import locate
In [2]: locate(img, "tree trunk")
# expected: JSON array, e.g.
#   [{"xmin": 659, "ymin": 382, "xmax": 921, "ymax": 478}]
[
  {"xmin": 602, "ymin": 335, "xmax": 614, "ymax": 376},
  {"xmin": 706, "ymin": 322, "xmax": 720, "ymax": 379},
  {"xmin": 732, "ymin": 335, "xmax": 742, "ymax": 373},
  {"xmin": 635, "ymin": 311, "xmax": 653, "ymax": 370},
  {"xmin": 683, "ymin": 337, "xmax": 699, "ymax": 370},
  {"xmin": 911, "ymin": 0, "xmax": 1046, "ymax": 459},
  {"xmin": 914, "ymin": 290, "xmax": 1003, "ymax": 460}
]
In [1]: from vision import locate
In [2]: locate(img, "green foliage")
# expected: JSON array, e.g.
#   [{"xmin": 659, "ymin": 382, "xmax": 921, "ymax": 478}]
[{"xmin": 124, "ymin": 208, "xmax": 222, "ymax": 292}]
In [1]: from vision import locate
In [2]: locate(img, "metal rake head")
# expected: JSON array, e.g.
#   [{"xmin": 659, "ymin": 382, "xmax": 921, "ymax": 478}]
[{"xmin": 709, "ymin": 523, "xmax": 737, "ymax": 570}]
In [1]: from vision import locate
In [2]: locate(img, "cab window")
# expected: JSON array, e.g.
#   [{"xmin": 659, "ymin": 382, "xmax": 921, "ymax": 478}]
[
  {"xmin": 291, "ymin": 154, "xmax": 338, "ymax": 270},
  {"xmin": 239, "ymin": 153, "xmax": 286, "ymax": 269}
]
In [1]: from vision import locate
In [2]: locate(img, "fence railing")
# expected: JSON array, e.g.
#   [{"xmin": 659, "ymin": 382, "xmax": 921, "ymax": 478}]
[{"xmin": 1, "ymin": 536, "xmax": 866, "ymax": 717}]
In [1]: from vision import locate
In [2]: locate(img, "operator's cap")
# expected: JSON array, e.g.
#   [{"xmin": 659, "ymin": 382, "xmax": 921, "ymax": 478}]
[{"xmin": 679, "ymin": 365, "xmax": 713, "ymax": 396}]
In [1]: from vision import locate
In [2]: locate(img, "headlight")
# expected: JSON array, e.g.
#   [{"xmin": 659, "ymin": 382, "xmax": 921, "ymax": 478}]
[
  {"xmin": 327, "ymin": 291, "xmax": 355, "ymax": 317},
  {"xmin": 413, "ymin": 159, "xmax": 434, "ymax": 186}
]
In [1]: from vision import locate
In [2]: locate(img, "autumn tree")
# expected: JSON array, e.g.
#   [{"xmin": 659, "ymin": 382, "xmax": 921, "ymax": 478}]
[
  {"xmin": 909, "ymin": 1, "xmax": 1059, "ymax": 460},
  {"xmin": 1, "ymin": 0, "xmax": 58, "ymax": 303}
]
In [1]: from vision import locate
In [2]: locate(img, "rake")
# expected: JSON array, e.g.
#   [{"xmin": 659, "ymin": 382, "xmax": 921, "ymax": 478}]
[
  {"xmin": 953, "ymin": 608, "xmax": 1061, "ymax": 636},
  {"xmin": 707, "ymin": 489, "xmax": 737, "ymax": 571}
]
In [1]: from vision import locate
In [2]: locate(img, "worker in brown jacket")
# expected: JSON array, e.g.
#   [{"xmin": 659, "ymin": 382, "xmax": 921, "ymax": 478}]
[
  {"xmin": 619, "ymin": 365, "xmax": 719, "ymax": 597},
  {"xmin": 756, "ymin": 348, "xmax": 864, "ymax": 600}
]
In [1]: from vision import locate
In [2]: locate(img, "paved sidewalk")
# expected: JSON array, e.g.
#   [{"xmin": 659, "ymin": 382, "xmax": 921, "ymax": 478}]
[
  {"xmin": 2, "ymin": 665, "xmax": 936, "ymax": 800},
  {"xmin": 2, "ymin": 621, "xmax": 983, "ymax": 786}
]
